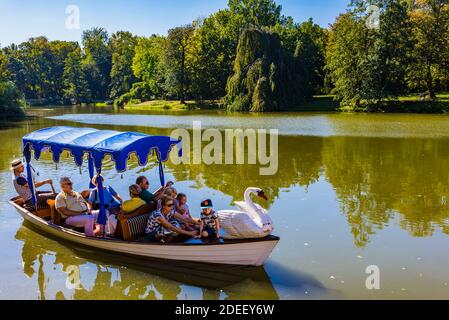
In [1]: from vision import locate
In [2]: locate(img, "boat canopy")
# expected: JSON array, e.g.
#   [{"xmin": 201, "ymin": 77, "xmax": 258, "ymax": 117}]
[
  {"xmin": 23, "ymin": 126, "xmax": 181, "ymax": 171},
  {"xmin": 22, "ymin": 126, "xmax": 181, "ymax": 227}
]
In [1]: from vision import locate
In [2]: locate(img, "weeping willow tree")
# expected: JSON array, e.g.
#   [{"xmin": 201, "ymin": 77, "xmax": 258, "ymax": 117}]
[{"xmin": 225, "ymin": 28, "xmax": 305, "ymax": 112}]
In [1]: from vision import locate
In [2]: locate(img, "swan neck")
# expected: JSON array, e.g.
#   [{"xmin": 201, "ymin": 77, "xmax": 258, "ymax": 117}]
[{"xmin": 244, "ymin": 189, "xmax": 260, "ymax": 216}]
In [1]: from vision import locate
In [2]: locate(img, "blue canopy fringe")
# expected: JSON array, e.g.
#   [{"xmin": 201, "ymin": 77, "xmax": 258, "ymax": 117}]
[{"xmin": 22, "ymin": 126, "xmax": 181, "ymax": 171}]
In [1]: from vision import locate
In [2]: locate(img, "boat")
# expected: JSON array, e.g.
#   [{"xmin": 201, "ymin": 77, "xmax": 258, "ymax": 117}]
[{"xmin": 9, "ymin": 126, "xmax": 279, "ymax": 266}]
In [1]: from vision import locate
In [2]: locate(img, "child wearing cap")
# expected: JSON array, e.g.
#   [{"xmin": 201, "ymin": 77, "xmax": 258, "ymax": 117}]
[{"xmin": 198, "ymin": 199, "xmax": 220, "ymax": 239}]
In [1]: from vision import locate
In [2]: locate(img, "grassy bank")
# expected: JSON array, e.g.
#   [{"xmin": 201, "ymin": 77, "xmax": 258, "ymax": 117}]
[
  {"xmin": 124, "ymin": 100, "xmax": 221, "ymax": 111},
  {"xmin": 290, "ymin": 93, "xmax": 449, "ymax": 113}
]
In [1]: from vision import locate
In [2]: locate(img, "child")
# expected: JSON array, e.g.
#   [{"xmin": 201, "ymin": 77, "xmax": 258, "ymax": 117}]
[
  {"xmin": 198, "ymin": 199, "xmax": 220, "ymax": 239},
  {"xmin": 176, "ymin": 193, "xmax": 199, "ymax": 231}
]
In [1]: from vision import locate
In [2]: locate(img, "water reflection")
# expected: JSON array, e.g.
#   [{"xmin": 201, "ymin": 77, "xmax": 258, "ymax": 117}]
[
  {"xmin": 5, "ymin": 113, "xmax": 449, "ymax": 249},
  {"xmin": 15, "ymin": 224, "xmax": 282, "ymax": 300}
]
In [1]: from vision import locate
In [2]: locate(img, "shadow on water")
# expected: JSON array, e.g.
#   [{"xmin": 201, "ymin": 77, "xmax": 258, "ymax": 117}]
[{"xmin": 15, "ymin": 222, "xmax": 327, "ymax": 300}]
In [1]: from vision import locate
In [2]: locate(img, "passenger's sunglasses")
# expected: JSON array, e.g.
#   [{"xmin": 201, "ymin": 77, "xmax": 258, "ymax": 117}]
[
  {"xmin": 64, "ymin": 182, "xmax": 72, "ymax": 186},
  {"xmin": 165, "ymin": 203, "xmax": 174, "ymax": 207}
]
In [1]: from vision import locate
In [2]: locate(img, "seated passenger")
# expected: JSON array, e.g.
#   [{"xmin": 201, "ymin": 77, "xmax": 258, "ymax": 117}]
[
  {"xmin": 88, "ymin": 175, "xmax": 122, "ymax": 236},
  {"xmin": 198, "ymin": 199, "xmax": 220, "ymax": 239},
  {"xmin": 88, "ymin": 175, "xmax": 123, "ymax": 215},
  {"xmin": 145, "ymin": 196, "xmax": 197, "ymax": 243},
  {"xmin": 11, "ymin": 159, "xmax": 55, "ymax": 210},
  {"xmin": 122, "ymin": 184, "xmax": 146, "ymax": 214},
  {"xmin": 157, "ymin": 187, "xmax": 178, "ymax": 210},
  {"xmin": 176, "ymin": 193, "xmax": 199, "ymax": 231},
  {"xmin": 136, "ymin": 176, "xmax": 154, "ymax": 205},
  {"xmin": 55, "ymin": 177, "xmax": 98, "ymax": 237}
]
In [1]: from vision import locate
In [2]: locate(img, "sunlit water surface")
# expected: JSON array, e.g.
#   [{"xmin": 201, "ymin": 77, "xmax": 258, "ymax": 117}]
[{"xmin": 1, "ymin": 105, "xmax": 449, "ymax": 300}]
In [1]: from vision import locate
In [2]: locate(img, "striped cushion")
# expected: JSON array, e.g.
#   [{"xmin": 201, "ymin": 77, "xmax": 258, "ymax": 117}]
[{"xmin": 127, "ymin": 213, "xmax": 151, "ymax": 239}]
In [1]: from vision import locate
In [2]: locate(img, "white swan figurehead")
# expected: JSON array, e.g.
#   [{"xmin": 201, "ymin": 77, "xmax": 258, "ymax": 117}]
[{"xmin": 218, "ymin": 187, "xmax": 274, "ymax": 239}]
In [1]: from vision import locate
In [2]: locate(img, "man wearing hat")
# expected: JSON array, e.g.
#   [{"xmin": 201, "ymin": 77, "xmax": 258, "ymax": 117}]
[{"xmin": 11, "ymin": 159, "xmax": 55, "ymax": 211}]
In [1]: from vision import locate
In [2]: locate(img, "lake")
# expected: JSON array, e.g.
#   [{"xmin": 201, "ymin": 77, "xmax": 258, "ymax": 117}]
[{"xmin": 1, "ymin": 105, "xmax": 449, "ymax": 299}]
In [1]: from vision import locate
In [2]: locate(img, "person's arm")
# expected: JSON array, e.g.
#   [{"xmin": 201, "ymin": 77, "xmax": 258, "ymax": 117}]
[
  {"xmin": 58, "ymin": 206, "xmax": 85, "ymax": 217},
  {"xmin": 110, "ymin": 187, "xmax": 123, "ymax": 204},
  {"xmin": 173, "ymin": 212, "xmax": 192, "ymax": 225},
  {"xmin": 197, "ymin": 220, "xmax": 204, "ymax": 239},
  {"xmin": 215, "ymin": 218, "xmax": 221, "ymax": 239},
  {"xmin": 158, "ymin": 216, "xmax": 196, "ymax": 237},
  {"xmin": 87, "ymin": 191, "xmax": 95, "ymax": 209},
  {"xmin": 35, "ymin": 179, "xmax": 52, "ymax": 188},
  {"xmin": 17, "ymin": 177, "xmax": 52, "ymax": 189}
]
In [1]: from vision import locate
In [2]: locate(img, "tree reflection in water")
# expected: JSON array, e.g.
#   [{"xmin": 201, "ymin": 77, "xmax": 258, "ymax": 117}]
[
  {"xmin": 15, "ymin": 225, "xmax": 283, "ymax": 300},
  {"xmin": 15, "ymin": 223, "xmax": 328, "ymax": 300}
]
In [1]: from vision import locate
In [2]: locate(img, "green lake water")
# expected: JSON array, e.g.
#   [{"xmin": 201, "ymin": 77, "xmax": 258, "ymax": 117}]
[{"xmin": 1, "ymin": 106, "xmax": 449, "ymax": 299}]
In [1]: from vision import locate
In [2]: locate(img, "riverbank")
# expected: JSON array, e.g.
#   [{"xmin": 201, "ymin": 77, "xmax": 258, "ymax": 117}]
[
  {"xmin": 124, "ymin": 100, "xmax": 222, "ymax": 111},
  {"xmin": 20, "ymin": 92, "xmax": 449, "ymax": 114},
  {"xmin": 338, "ymin": 93, "xmax": 449, "ymax": 113}
]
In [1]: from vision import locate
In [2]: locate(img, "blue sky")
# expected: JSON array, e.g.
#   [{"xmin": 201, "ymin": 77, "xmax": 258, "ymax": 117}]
[{"xmin": 0, "ymin": 0, "xmax": 348, "ymax": 46}]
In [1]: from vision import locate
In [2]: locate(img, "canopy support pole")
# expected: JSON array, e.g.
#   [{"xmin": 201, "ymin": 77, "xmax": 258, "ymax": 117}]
[
  {"xmin": 95, "ymin": 169, "xmax": 107, "ymax": 237},
  {"xmin": 23, "ymin": 144, "xmax": 37, "ymax": 210},
  {"xmin": 157, "ymin": 151, "xmax": 165, "ymax": 187},
  {"xmin": 88, "ymin": 155, "xmax": 95, "ymax": 189},
  {"xmin": 25, "ymin": 160, "xmax": 37, "ymax": 210}
]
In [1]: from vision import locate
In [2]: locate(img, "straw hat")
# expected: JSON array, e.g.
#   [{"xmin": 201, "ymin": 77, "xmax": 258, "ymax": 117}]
[{"xmin": 11, "ymin": 159, "xmax": 24, "ymax": 171}]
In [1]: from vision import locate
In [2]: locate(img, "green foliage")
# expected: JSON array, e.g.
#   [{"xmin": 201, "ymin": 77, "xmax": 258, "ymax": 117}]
[
  {"xmin": 164, "ymin": 24, "xmax": 195, "ymax": 103},
  {"xmin": 225, "ymin": 28, "xmax": 305, "ymax": 112},
  {"xmin": 110, "ymin": 31, "xmax": 137, "ymax": 99},
  {"xmin": 114, "ymin": 81, "xmax": 152, "ymax": 107},
  {"xmin": 326, "ymin": 1, "xmax": 414, "ymax": 110},
  {"xmin": 0, "ymin": 50, "xmax": 11, "ymax": 81},
  {"xmin": 408, "ymin": 0, "xmax": 449, "ymax": 98},
  {"xmin": 82, "ymin": 27, "xmax": 112, "ymax": 100},
  {"xmin": 132, "ymin": 35, "xmax": 165, "ymax": 97},
  {"xmin": 0, "ymin": 81, "xmax": 25, "ymax": 120},
  {"xmin": 1, "ymin": 0, "xmax": 449, "ymax": 113},
  {"xmin": 294, "ymin": 19, "xmax": 328, "ymax": 97},
  {"xmin": 62, "ymin": 51, "xmax": 91, "ymax": 104},
  {"xmin": 228, "ymin": 0, "xmax": 282, "ymax": 28}
]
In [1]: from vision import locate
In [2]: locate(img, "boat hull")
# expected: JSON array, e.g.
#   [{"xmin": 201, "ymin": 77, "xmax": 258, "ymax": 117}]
[{"xmin": 10, "ymin": 201, "xmax": 279, "ymax": 266}]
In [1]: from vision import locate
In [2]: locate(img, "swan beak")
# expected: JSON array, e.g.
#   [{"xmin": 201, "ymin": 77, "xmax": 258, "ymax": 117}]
[{"xmin": 258, "ymin": 191, "xmax": 268, "ymax": 200}]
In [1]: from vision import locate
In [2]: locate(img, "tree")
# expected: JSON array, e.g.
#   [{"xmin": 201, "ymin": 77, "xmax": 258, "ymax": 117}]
[
  {"xmin": 0, "ymin": 81, "xmax": 25, "ymax": 120},
  {"xmin": 225, "ymin": 28, "xmax": 305, "ymax": 112},
  {"xmin": 82, "ymin": 27, "xmax": 112, "ymax": 100},
  {"xmin": 110, "ymin": 31, "xmax": 137, "ymax": 99},
  {"xmin": 62, "ymin": 51, "xmax": 91, "ymax": 104},
  {"xmin": 194, "ymin": 0, "xmax": 288, "ymax": 100},
  {"xmin": 228, "ymin": 0, "xmax": 282, "ymax": 28},
  {"xmin": 409, "ymin": 0, "xmax": 449, "ymax": 99},
  {"xmin": 164, "ymin": 25, "xmax": 195, "ymax": 103},
  {"xmin": 294, "ymin": 19, "xmax": 328, "ymax": 97},
  {"xmin": 0, "ymin": 49, "xmax": 10, "ymax": 81},
  {"xmin": 326, "ymin": 1, "xmax": 413, "ymax": 110},
  {"xmin": 132, "ymin": 35, "xmax": 165, "ymax": 97},
  {"xmin": 47, "ymin": 40, "xmax": 80, "ymax": 99}
]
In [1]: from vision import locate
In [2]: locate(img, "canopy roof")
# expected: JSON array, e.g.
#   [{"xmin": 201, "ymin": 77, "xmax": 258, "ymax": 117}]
[{"xmin": 23, "ymin": 126, "xmax": 181, "ymax": 172}]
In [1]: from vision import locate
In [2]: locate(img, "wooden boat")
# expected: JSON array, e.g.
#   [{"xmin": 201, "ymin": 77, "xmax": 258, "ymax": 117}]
[{"xmin": 9, "ymin": 126, "xmax": 279, "ymax": 266}]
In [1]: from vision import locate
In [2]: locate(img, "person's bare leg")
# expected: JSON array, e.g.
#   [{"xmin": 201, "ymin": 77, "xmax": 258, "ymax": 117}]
[{"xmin": 94, "ymin": 224, "xmax": 102, "ymax": 236}]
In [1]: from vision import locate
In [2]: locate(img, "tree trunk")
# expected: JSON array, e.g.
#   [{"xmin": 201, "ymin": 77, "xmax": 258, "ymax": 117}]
[
  {"xmin": 426, "ymin": 59, "xmax": 436, "ymax": 100},
  {"xmin": 180, "ymin": 46, "xmax": 185, "ymax": 104}
]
